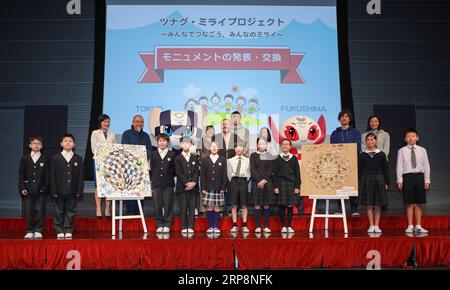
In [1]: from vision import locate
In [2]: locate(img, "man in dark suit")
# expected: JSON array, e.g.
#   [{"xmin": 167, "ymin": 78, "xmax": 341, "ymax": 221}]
[{"xmin": 214, "ymin": 119, "xmax": 242, "ymax": 160}]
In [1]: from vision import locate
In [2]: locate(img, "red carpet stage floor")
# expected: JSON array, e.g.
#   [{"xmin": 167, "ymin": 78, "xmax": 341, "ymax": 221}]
[{"xmin": 0, "ymin": 216, "xmax": 449, "ymax": 270}]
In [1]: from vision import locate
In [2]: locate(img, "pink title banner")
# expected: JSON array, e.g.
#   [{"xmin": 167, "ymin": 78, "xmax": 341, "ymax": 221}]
[{"xmin": 139, "ymin": 46, "xmax": 305, "ymax": 84}]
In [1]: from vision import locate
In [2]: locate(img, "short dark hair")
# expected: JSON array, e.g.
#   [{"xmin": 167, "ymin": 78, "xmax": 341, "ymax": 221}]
[
  {"xmin": 259, "ymin": 127, "xmax": 272, "ymax": 142},
  {"xmin": 256, "ymin": 137, "xmax": 268, "ymax": 146},
  {"xmin": 366, "ymin": 115, "xmax": 382, "ymax": 131},
  {"xmin": 234, "ymin": 141, "xmax": 245, "ymax": 148},
  {"xmin": 231, "ymin": 111, "xmax": 241, "ymax": 116},
  {"xmin": 97, "ymin": 114, "xmax": 111, "ymax": 129},
  {"xmin": 281, "ymin": 138, "xmax": 292, "ymax": 146},
  {"xmin": 157, "ymin": 133, "xmax": 170, "ymax": 143},
  {"xmin": 404, "ymin": 128, "xmax": 419, "ymax": 138},
  {"xmin": 28, "ymin": 136, "xmax": 44, "ymax": 146},
  {"xmin": 365, "ymin": 132, "xmax": 377, "ymax": 141},
  {"xmin": 338, "ymin": 109, "xmax": 353, "ymax": 121},
  {"xmin": 60, "ymin": 133, "xmax": 75, "ymax": 143}
]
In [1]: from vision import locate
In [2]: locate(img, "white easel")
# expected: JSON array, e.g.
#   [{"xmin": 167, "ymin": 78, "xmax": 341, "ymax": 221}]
[
  {"xmin": 308, "ymin": 195, "xmax": 349, "ymax": 234},
  {"xmin": 108, "ymin": 197, "xmax": 147, "ymax": 236}
]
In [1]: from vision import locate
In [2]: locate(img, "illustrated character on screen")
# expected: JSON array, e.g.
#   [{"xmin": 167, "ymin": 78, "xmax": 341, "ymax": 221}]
[
  {"xmin": 184, "ymin": 99, "xmax": 199, "ymax": 111},
  {"xmin": 236, "ymin": 96, "xmax": 246, "ymax": 113},
  {"xmin": 198, "ymin": 96, "xmax": 210, "ymax": 115},
  {"xmin": 149, "ymin": 108, "xmax": 204, "ymax": 156},
  {"xmin": 246, "ymin": 98, "xmax": 260, "ymax": 115},
  {"xmin": 211, "ymin": 92, "xmax": 221, "ymax": 113},
  {"xmin": 269, "ymin": 114, "xmax": 327, "ymax": 215},
  {"xmin": 223, "ymin": 94, "xmax": 234, "ymax": 113}
]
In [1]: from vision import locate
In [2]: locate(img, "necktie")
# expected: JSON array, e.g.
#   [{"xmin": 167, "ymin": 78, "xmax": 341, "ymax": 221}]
[
  {"xmin": 411, "ymin": 147, "xmax": 417, "ymax": 169},
  {"xmin": 236, "ymin": 157, "xmax": 241, "ymax": 176}
]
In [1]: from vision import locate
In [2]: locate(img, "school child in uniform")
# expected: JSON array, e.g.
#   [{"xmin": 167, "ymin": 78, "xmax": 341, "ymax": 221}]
[
  {"xmin": 396, "ymin": 128, "xmax": 431, "ymax": 234},
  {"xmin": 227, "ymin": 142, "xmax": 251, "ymax": 233},
  {"xmin": 250, "ymin": 137, "xmax": 276, "ymax": 233},
  {"xmin": 273, "ymin": 138, "xmax": 301, "ymax": 234},
  {"xmin": 359, "ymin": 133, "xmax": 390, "ymax": 233},
  {"xmin": 150, "ymin": 133, "xmax": 175, "ymax": 234},
  {"xmin": 201, "ymin": 141, "xmax": 227, "ymax": 235},
  {"xmin": 50, "ymin": 134, "xmax": 84, "ymax": 240},
  {"xmin": 18, "ymin": 136, "xmax": 50, "ymax": 239},
  {"xmin": 175, "ymin": 137, "xmax": 200, "ymax": 235}
]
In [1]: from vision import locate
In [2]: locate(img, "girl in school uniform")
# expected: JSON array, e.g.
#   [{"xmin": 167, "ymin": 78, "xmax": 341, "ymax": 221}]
[
  {"xmin": 200, "ymin": 141, "xmax": 227, "ymax": 235},
  {"xmin": 359, "ymin": 133, "xmax": 390, "ymax": 233},
  {"xmin": 250, "ymin": 137, "xmax": 276, "ymax": 233},
  {"xmin": 273, "ymin": 138, "xmax": 301, "ymax": 234}
]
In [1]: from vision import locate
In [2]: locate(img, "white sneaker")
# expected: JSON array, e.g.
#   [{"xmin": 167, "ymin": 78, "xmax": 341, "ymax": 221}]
[
  {"xmin": 187, "ymin": 228, "xmax": 194, "ymax": 234},
  {"xmin": 34, "ymin": 232, "xmax": 43, "ymax": 239},
  {"xmin": 230, "ymin": 226, "xmax": 238, "ymax": 233},
  {"xmin": 206, "ymin": 227, "xmax": 214, "ymax": 234},
  {"xmin": 181, "ymin": 229, "xmax": 188, "ymax": 234},
  {"xmin": 56, "ymin": 233, "xmax": 65, "ymax": 239},
  {"xmin": 163, "ymin": 227, "xmax": 170, "ymax": 233},
  {"xmin": 352, "ymin": 212, "xmax": 360, "ymax": 217},
  {"xmin": 373, "ymin": 226, "xmax": 382, "ymax": 233},
  {"xmin": 281, "ymin": 226, "xmax": 287, "ymax": 233},
  {"xmin": 65, "ymin": 233, "xmax": 72, "ymax": 239},
  {"xmin": 287, "ymin": 227, "xmax": 295, "ymax": 233},
  {"xmin": 255, "ymin": 227, "xmax": 262, "ymax": 233},
  {"xmin": 24, "ymin": 233, "xmax": 34, "ymax": 240},
  {"xmin": 263, "ymin": 232, "xmax": 271, "ymax": 238},
  {"xmin": 156, "ymin": 227, "xmax": 164, "ymax": 233},
  {"xmin": 415, "ymin": 225, "xmax": 428, "ymax": 234},
  {"xmin": 242, "ymin": 226, "xmax": 250, "ymax": 233},
  {"xmin": 367, "ymin": 226, "xmax": 375, "ymax": 233},
  {"xmin": 263, "ymin": 227, "xmax": 271, "ymax": 233},
  {"xmin": 213, "ymin": 228, "xmax": 221, "ymax": 234},
  {"xmin": 405, "ymin": 225, "xmax": 414, "ymax": 233}
]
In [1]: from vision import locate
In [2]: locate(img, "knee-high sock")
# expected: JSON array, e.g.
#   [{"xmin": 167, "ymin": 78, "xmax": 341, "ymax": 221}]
[
  {"xmin": 263, "ymin": 208, "xmax": 270, "ymax": 228},
  {"xmin": 254, "ymin": 208, "xmax": 262, "ymax": 228},
  {"xmin": 279, "ymin": 206, "xmax": 286, "ymax": 227},
  {"xmin": 213, "ymin": 211, "xmax": 220, "ymax": 228},
  {"xmin": 287, "ymin": 207, "xmax": 294, "ymax": 227},
  {"xmin": 206, "ymin": 211, "xmax": 213, "ymax": 228}
]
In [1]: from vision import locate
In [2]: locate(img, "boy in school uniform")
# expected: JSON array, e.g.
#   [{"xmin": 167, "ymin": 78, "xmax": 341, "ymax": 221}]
[
  {"xmin": 50, "ymin": 134, "xmax": 84, "ymax": 240},
  {"xmin": 227, "ymin": 142, "xmax": 251, "ymax": 233},
  {"xmin": 150, "ymin": 133, "xmax": 175, "ymax": 234},
  {"xmin": 175, "ymin": 137, "xmax": 200, "ymax": 235},
  {"xmin": 273, "ymin": 138, "xmax": 301, "ymax": 234},
  {"xmin": 396, "ymin": 128, "xmax": 431, "ymax": 234},
  {"xmin": 18, "ymin": 136, "xmax": 50, "ymax": 239},
  {"xmin": 201, "ymin": 141, "xmax": 228, "ymax": 235}
]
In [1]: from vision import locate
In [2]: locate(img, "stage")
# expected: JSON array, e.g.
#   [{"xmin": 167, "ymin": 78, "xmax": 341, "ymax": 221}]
[{"xmin": 0, "ymin": 216, "xmax": 449, "ymax": 270}]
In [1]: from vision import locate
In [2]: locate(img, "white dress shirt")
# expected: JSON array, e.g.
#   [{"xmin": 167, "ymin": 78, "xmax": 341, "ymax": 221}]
[
  {"xmin": 222, "ymin": 133, "xmax": 231, "ymax": 150},
  {"xmin": 279, "ymin": 152, "xmax": 293, "ymax": 161},
  {"xmin": 396, "ymin": 145, "xmax": 431, "ymax": 183},
  {"xmin": 31, "ymin": 152, "xmax": 41, "ymax": 163},
  {"xmin": 210, "ymin": 153, "xmax": 219, "ymax": 163},
  {"xmin": 158, "ymin": 148, "xmax": 169, "ymax": 159},
  {"xmin": 61, "ymin": 150, "xmax": 74, "ymax": 163},
  {"xmin": 227, "ymin": 155, "xmax": 250, "ymax": 181},
  {"xmin": 182, "ymin": 151, "xmax": 191, "ymax": 162}
]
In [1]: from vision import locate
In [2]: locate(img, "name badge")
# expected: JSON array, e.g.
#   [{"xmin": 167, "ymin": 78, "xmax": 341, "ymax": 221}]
[
  {"xmin": 39, "ymin": 163, "xmax": 44, "ymax": 167},
  {"xmin": 218, "ymin": 162, "xmax": 222, "ymax": 166},
  {"xmin": 74, "ymin": 162, "xmax": 78, "ymax": 167},
  {"xmin": 192, "ymin": 161, "xmax": 196, "ymax": 165},
  {"xmin": 167, "ymin": 158, "xmax": 171, "ymax": 161}
]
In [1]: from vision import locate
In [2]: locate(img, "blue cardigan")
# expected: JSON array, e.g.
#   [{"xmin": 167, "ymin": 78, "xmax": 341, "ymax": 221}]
[{"xmin": 330, "ymin": 126, "xmax": 362, "ymax": 153}]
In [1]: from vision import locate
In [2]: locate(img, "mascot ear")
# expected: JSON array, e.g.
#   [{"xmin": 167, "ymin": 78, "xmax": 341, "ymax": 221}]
[
  {"xmin": 149, "ymin": 107, "xmax": 161, "ymax": 137},
  {"xmin": 315, "ymin": 114, "xmax": 327, "ymax": 144},
  {"xmin": 268, "ymin": 115, "xmax": 284, "ymax": 144}
]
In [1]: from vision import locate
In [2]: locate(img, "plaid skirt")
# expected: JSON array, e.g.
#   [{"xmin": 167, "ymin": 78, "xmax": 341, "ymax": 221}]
[
  {"xmin": 202, "ymin": 191, "xmax": 225, "ymax": 207},
  {"xmin": 275, "ymin": 179, "xmax": 296, "ymax": 206},
  {"xmin": 250, "ymin": 180, "xmax": 276, "ymax": 205},
  {"xmin": 359, "ymin": 174, "xmax": 388, "ymax": 206}
]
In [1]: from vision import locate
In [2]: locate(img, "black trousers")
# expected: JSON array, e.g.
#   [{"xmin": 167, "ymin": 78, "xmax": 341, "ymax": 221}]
[
  {"xmin": 177, "ymin": 190, "xmax": 197, "ymax": 229},
  {"xmin": 152, "ymin": 187, "xmax": 174, "ymax": 228},
  {"xmin": 54, "ymin": 195, "xmax": 77, "ymax": 234},
  {"xmin": 23, "ymin": 193, "xmax": 47, "ymax": 233}
]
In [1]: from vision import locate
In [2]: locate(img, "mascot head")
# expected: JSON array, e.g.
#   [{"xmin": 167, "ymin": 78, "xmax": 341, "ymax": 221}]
[
  {"xmin": 149, "ymin": 108, "xmax": 204, "ymax": 153},
  {"xmin": 269, "ymin": 114, "xmax": 326, "ymax": 148}
]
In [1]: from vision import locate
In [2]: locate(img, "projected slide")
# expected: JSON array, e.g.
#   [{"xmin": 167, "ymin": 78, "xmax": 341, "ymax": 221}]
[{"xmin": 103, "ymin": 1, "xmax": 342, "ymax": 148}]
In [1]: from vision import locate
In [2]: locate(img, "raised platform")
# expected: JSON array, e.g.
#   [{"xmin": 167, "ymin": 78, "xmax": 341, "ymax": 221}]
[{"xmin": 0, "ymin": 216, "xmax": 449, "ymax": 270}]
